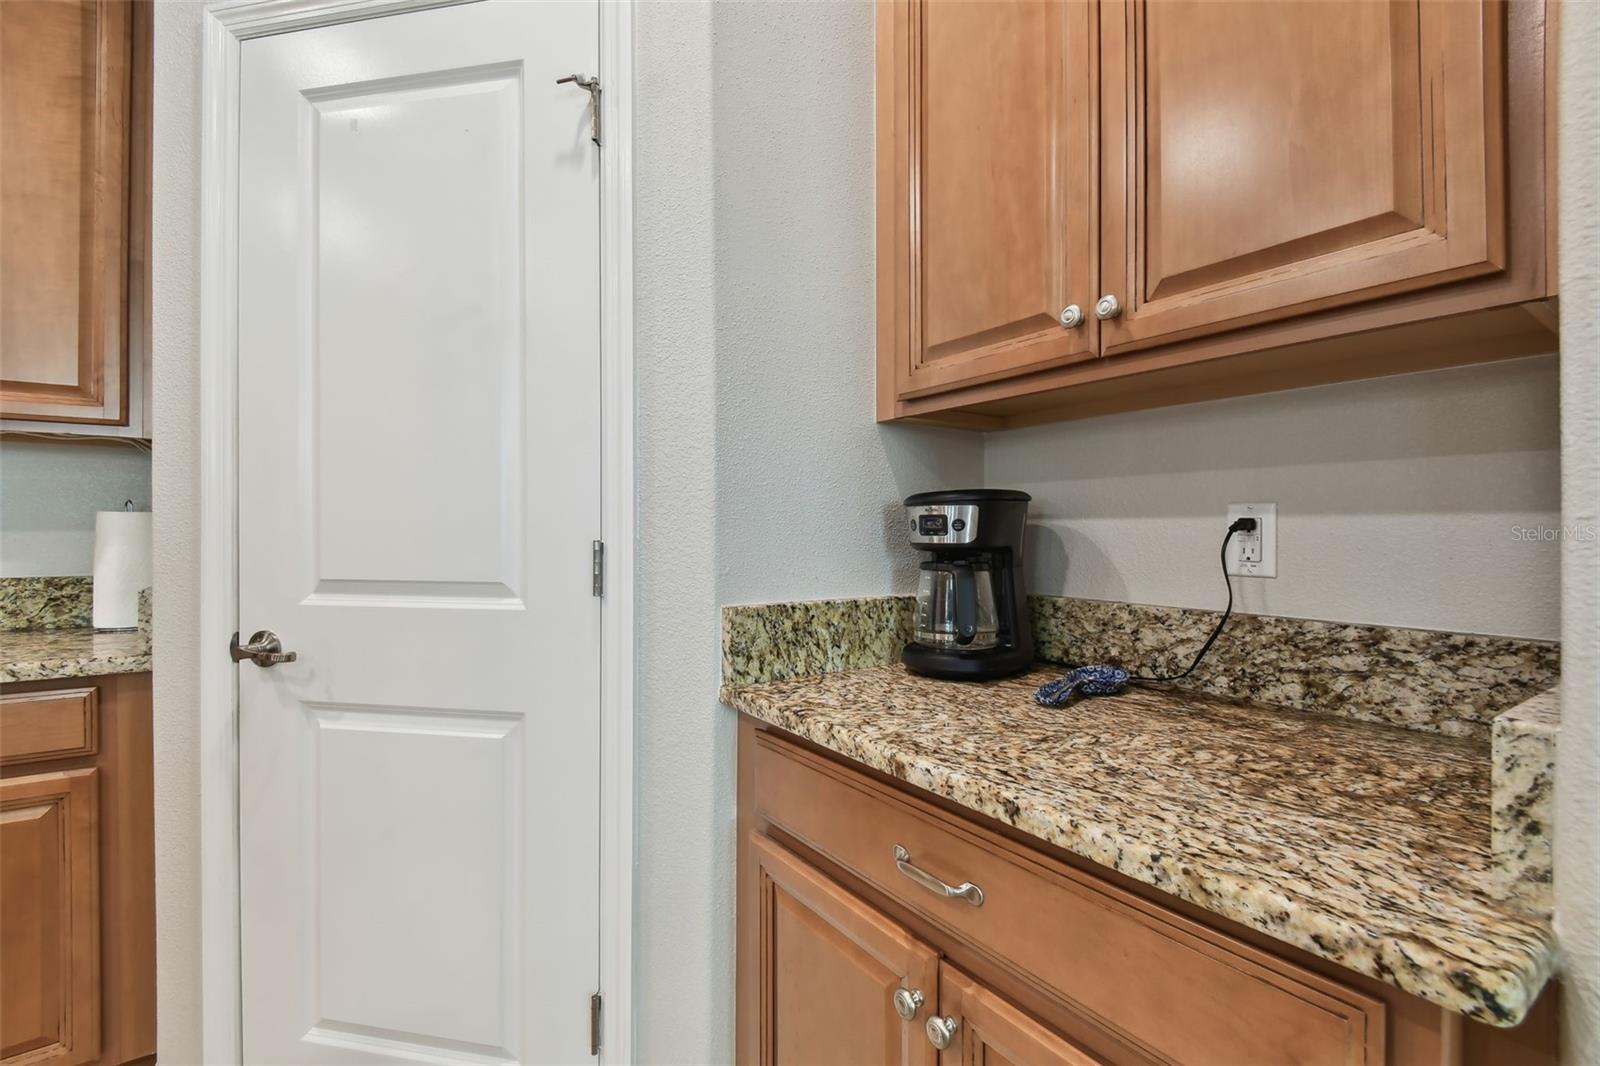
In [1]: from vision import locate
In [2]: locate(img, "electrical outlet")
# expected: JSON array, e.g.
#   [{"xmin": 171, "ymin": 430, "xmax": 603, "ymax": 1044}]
[
  {"xmin": 1226, "ymin": 503, "xmax": 1277, "ymax": 578},
  {"xmin": 1239, "ymin": 525, "xmax": 1264, "ymax": 564}
]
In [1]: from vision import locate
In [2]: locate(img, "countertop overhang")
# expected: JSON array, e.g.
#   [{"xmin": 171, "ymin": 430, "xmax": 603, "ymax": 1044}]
[
  {"xmin": 722, "ymin": 663, "xmax": 1556, "ymax": 1026},
  {"xmin": 0, "ymin": 627, "xmax": 152, "ymax": 684}
]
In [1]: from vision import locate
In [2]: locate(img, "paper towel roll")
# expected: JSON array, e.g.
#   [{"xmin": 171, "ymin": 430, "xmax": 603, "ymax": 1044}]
[{"xmin": 93, "ymin": 510, "xmax": 152, "ymax": 630}]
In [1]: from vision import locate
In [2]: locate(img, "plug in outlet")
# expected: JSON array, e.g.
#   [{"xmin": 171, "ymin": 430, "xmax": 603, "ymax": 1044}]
[
  {"xmin": 1239, "ymin": 524, "xmax": 1264, "ymax": 564},
  {"xmin": 1226, "ymin": 503, "xmax": 1277, "ymax": 578}
]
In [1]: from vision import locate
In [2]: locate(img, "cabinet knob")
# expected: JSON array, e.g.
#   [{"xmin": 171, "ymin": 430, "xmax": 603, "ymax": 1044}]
[
  {"xmin": 1094, "ymin": 294, "xmax": 1123, "ymax": 320},
  {"xmin": 893, "ymin": 987, "xmax": 925, "ymax": 1021},
  {"xmin": 1058, "ymin": 304, "xmax": 1084, "ymax": 329},
  {"xmin": 926, "ymin": 1015, "xmax": 960, "ymax": 1050}
]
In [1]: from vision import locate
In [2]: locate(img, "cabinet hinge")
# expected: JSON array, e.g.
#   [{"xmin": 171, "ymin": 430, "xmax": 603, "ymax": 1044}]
[
  {"xmin": 589, "ymin": 992, "xmax": 603, "ymax": 1055},
  {"xmin": 592, "ymin": 540, "xmax": 605, "ymax": 597}
]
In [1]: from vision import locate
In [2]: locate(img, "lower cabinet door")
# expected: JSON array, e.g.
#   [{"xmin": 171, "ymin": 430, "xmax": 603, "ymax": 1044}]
[
  {"xmin": 0, "ymin": 769, "xmax": 100, "ymax": 1066},
  {"xmin": 753, "ymin": 834, "xmax": 940, "ymax": 1066},
  {"xmin": 932, "ymin": 964, "xmax": 1104, "ymax": 1066}
]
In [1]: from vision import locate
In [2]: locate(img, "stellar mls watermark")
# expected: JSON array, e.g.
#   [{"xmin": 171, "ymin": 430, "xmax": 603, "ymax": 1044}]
[{"xmin": 1510, "ymin": 523, "xmax": 1598, "ymax": 542}]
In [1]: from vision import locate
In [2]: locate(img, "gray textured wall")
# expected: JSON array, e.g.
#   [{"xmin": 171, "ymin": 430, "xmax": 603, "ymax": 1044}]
[
  {"xmin": 712, "ymin": 0, "xmax": 984, "ymax": 607},
  {"xmin": 632, "ymin": 1, "xmax": 726, "ymax": 1061},
  {"xmin": 986, "ymin": 356, "xmax": 1560, "ymax": 638},
  {"xmin": 1556, "ymin": 0, "xmax": 1600, "ymax": 1056},
  {"xmin": 633, "ymin": 3, "xmax": 983, "ymax": 1059},
  {"xmin": 150, "ymin": 3, "xmax": 205, "ymax": 1063},
  {"xmin": 0, "ymin": 441, "xmax": 151, "ymax": 575}
]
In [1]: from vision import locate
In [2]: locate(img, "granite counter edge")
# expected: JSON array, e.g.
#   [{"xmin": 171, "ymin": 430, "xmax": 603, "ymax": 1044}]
[
  {"xmin": 721, "ymin": 681, "xmax": 1558, "ymax": 1027},
  {"xmin": 0, "ymin": 653, "xmax": 153, "ymax": 685}
]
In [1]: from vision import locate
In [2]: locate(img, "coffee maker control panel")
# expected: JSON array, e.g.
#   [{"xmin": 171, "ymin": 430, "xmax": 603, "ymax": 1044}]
[{"xmin": 908, "ymin": 503, "xmax": 978, "ymax": 546}]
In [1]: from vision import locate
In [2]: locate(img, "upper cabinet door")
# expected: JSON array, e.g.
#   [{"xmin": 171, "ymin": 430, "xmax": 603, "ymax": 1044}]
[
  {"xmin": 0, "ymin": 0, "xmax": 133, "ymax": 426},
  {"xmin": 878, "ymin": 0, "xmax": 1095, "ymax": 413},
  {"xmin": 1098, "ymin": 0, "xmax": 1506, "ymax": 355}
]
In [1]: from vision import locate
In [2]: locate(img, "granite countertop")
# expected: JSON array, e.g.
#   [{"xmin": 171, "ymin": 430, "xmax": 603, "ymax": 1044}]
[
  {"xmin": 722, "ymin": 663, "xmax": 1556, "ymax": 1026},
  {"xmin": 0, "ymin": 627, "xmax": 152, "ymax": 684}
]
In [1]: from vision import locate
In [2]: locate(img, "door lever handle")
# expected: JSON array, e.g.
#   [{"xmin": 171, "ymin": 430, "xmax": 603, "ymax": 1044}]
[
  {"xmin": 556, "ymin": 73, "xmax": 602, "ymax": 146},
  {"xmin": 230, "ymin": 630, "xmax": 297, "ymax": 668}
]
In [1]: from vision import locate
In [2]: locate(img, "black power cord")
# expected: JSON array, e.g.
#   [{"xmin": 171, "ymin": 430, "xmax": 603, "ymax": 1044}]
[{"xmin": 1131, "ymin": 517, "xmax": 1258, "ymax": 683}]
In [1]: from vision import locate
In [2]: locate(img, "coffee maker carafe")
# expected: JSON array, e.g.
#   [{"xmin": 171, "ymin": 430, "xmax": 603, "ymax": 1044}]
[{"xmin": 902, "ymin": 489, "xmax": 1033, "ymax": 680}]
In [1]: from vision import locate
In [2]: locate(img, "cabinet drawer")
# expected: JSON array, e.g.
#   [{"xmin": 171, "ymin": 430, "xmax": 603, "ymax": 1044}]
[
  {"xmin": 754, "ymin": 730, "xmax": 1386, "ymax": 1066},
  {"xmin": 1, "ymin": 687, "xmax": 98, "ymax": 766}
]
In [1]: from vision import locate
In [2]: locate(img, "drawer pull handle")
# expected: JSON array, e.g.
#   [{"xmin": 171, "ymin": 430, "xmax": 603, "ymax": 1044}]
[{"xmin": 893, "ymin": 844, "xmax": 984, "ymax": 907}]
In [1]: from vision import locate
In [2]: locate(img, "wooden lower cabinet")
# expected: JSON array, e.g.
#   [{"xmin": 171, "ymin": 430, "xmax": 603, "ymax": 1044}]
[
  {"xmin": 935, "ymin": 964, "xmax": 1102, "ymax": 1066},
  {"xmin": 0, "ymin": 675, "xmax": 154, "ymax": 1066},
  {"xmin": 752, "ymin": 832, "xmax": 1099, "ymax": 1066},
  {"xmin": 753, "ymin": 834, "xmax": 939, "ymax": 1066},
  {"xmin": 0, "ymin": 770, "xmax": 100, "ymax": 1066},
  {"xmin": 737, "ymin": 718, "xmax": 1559, "ymax": 1066}
]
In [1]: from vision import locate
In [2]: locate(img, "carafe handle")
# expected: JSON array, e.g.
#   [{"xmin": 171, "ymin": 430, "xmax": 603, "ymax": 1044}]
[{"xmin": 954, "ymin": 564, "xmax": 978, "ymax": 646}]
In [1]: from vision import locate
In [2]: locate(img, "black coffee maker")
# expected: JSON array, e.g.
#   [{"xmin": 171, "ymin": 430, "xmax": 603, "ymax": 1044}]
[{"xmin": 901, "ymin": 489, "xmax": 1033, "ymax": 680}]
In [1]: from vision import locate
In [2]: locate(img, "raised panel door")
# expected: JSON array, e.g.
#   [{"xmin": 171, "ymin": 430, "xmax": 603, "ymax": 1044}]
[
  {"xmin": 0, "ymin": 769, "xmax": 99, "ymax": 1066},
  {"xmin": 933, "ymin": 965, "xmax": 1104, "ymax": 1066},
  {"xmin": 753, "ymin": 834, "xmax": 940, "ymax": 1066},
  {"xmin": 0, "ymin": 0, "xmax": 132, "ymax": 425},
  {"xmin": 236, "ymin": 4, "xmax": 602, "ymax": 1062},
  {"xmin": 1099, "ymin": 0, "xmax": 1506, "ymax": 354},
  {"xmin": 878, "ymin": 0, "xmax": 1096, "ymax": 412}
]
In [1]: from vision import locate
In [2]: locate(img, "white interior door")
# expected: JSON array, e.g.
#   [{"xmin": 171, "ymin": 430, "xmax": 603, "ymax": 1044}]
[{"xmin": 236, "ymin": 3, "xmax": 601, "ymax": 1063}]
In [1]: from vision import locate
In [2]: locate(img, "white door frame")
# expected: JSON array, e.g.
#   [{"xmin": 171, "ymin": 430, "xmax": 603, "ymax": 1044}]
[{"xmin": 197, "ymin": 1, "xmax": 635, "ymax": 1061}]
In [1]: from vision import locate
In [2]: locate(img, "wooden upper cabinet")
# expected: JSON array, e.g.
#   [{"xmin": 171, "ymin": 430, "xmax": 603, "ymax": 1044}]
[
  {"xmin": 0, "ymin": 0, "xmax": 140, "ymax": 429},
  {"xmin": 877, "ymin": 0, "xmax": 1096, "ymax": 414},
  {"xmin": 877, "ymin": 0, "xmax": 1552, "ymax": 429},
  {"xmin": 1098, "ymin": 0, "xmax": 1505, "ymax": 354},
  {"xmin": 752, "ymin": 834, "xmax": 940, "ymax": 1066},
  {"xmin": 0, "ymin": 769, "xmax": 100, "ymax": 1066}
]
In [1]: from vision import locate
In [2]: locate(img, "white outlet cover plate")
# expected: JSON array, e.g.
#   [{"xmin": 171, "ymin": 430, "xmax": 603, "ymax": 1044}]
[{"xmin": 1226, "ymin": 502, "xmax": 1277, "ymax": 578}]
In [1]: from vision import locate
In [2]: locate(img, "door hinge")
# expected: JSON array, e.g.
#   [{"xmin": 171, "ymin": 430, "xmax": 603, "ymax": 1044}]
[
  {"xmin": 592, "ymin": 540, "xmax": 605, "ymax": 597},
  {"xmin": 589, "ymin": 992, "xmax": 603, "ymax": 1055}
]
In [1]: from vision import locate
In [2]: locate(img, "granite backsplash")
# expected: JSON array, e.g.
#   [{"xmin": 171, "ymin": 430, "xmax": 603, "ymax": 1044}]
[
  {"xmin": 721, "ymin": 595, "xmax": 914, "ymax": 687},
  {"xmin": 0, "ymin": 575, "xmax": 94, "ymax": 631},
  {"xmin": 722, "ymin": 594, "xmax": 1559, "ymax": 738},
  {"xmin": 1491, "ymin": 690, "xmax": 1561, "ymax": 906},
  {"xmin": 1031, "ymin": 597, "xmax": 1559, "ymax": 737}
]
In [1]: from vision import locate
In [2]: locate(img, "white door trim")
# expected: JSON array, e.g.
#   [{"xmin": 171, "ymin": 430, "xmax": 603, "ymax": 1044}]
[
  {"xmin": 595, "ymin": 1, "xmax": 636, "ymax": 1060},
  {"xmin": 197, "ymin": 2, "xmax": 636, "ymax": 1061}
]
